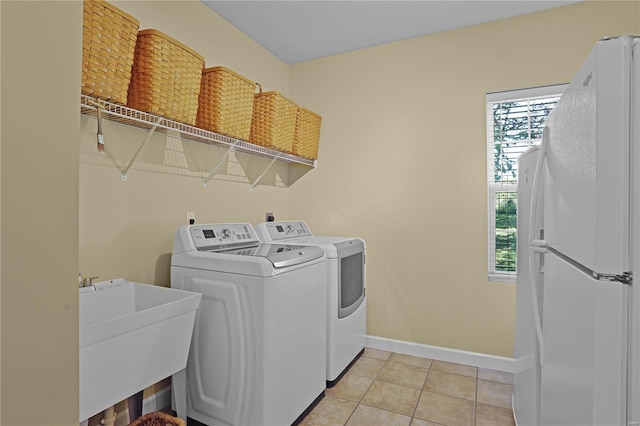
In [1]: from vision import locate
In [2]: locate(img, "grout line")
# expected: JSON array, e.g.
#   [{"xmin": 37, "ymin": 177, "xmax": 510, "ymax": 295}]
[
  {"xmin": 474, "ymin": 366, "xmax": 479, "ymax": 426},
  {"xmin": 408, "ymin": 364, "xmax": 430, "ymax": 423},
  {"xmin": 334, "ymin": 349, "xmax": 515, "ymax": 425},
  {"xmin": 367, "ymin": 352, "xmax": 432, "ymax": 424},
  {"xmin": 341, "ymin": 353, "xmax": 385, "ymax": 425}
]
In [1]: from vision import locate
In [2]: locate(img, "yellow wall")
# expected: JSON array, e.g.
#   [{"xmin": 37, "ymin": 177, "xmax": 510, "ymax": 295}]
[
  {"xmin": 1, "ymin": 1, "xmax": 639, "ymax": 423},
  {"xmin": 80, "ymin": 1, "xmax": 293, "ymax": 285},
  {"xmin": 78, "ymin": 3, "xmax": 295, "ymax": 418},
  {"xmin": 1, "ymin": 1, "xmax": 81, "ymax": 424},
  {"xmin": 289, "ymin": 1, "xmax": 640, "ymax": 357}
]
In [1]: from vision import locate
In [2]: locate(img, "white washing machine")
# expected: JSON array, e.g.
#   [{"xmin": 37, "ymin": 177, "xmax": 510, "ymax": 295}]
[
  {"xmin": 255, "ymin": 221, "xmax": 366, "ymax": 386},
  {"xmin": 171, "ymin": 223, "xmax": 327, "ymax": 426}
]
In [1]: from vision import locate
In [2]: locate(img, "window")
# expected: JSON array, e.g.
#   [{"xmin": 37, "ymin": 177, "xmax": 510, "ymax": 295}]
[{"xmin": 487, "ymin": 85, "xmax": 566, "ymax": 283}]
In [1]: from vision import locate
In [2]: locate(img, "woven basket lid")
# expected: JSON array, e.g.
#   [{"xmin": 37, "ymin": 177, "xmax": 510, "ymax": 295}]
[
  {"xmin": 137, "ymin": 29, "xmax": 204, "ymax": 63},
  {"xmin": 202, "ymin": 66, "xmax": 256, "ymax": 86},
  {"xmin": 87, "ymin": 0, "xmax": 139, "ymax": 26}
]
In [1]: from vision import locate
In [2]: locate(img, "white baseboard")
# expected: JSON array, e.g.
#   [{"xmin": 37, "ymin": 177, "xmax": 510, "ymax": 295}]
[
  {"xmin": 366, "ymin": 335, "xmax": 515, "ymax": 373},
  {"xmin": 142, "ymin": 386, "xmax": 172, "ymax": 415}
]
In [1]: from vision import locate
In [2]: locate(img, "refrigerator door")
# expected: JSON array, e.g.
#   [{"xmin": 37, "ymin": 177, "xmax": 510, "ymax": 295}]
[
  {"xmin": 627, "ymin": 37, "xmax": 640, "ymax": 426},
  {"xmin": 544, "ymin": 36, "xmax": 632, "ymax": 274},
  {"xmin": 513, "ymin": 146, "xmax": 543, "ymax": 426},
  {"xmin": 540, "ymin": 252, "xmax": 627, "ymax": 426}
]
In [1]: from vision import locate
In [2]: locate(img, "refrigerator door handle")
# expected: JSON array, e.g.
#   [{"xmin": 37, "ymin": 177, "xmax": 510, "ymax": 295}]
[
  {"xmin": 595, "ymin": 271, "xmax": 631, "ymax": 284},
  {"xmin": 547, "ymin": 245, "xmax": 632, "ymax": 285},
  {"xmin": 531, "ymin": 239, "xmax": 547, "ymax": 253},
  {"xmin": 529, "ymin": 128, "xmax": 549, "ymax": 368}
]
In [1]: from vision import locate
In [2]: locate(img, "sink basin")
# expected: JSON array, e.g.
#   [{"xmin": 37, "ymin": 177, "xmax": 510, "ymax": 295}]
[{"xmin": 80, "ymin": 279, "xmax": 201, "ymax": 421}]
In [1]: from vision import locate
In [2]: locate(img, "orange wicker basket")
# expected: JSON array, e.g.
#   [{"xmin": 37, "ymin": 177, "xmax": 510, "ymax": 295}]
[
  {"xmin": 81, "ymin": 0, "xmax": 139, "ymax": 104},
  {"xmin": 250, "ymin": 87, "xmax": 298, "ymax": 153},
  {"xmin": 128, "ymin": 411, "xmax": 184, "ymax": 426},
  {"xmin": 293, "ymin": 107, "xmax": 322, "ymax": 160},
  {"xmin": 196, "ymin": 66, "xmax": 257, "ymax": 141},
  {"xmin": 127, "ymin": 29, "xmax": 205, "ymax": 125}
]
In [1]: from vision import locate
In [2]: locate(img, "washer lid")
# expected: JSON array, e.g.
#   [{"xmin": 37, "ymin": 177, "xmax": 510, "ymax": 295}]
[{"xmin": 211, "ymin": 243, "xmax": 325, "ymax": 268}]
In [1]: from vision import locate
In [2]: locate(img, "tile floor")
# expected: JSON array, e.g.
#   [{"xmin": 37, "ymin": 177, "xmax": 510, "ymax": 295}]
[{"xmin": 300, "ymin": 348, "xmax": 515, "ymax": 426}]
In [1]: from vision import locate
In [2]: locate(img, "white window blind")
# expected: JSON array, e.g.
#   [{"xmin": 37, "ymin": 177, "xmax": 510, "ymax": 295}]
[{"xmin": 486, "ymin": 85, "xmax": 566, "ymax": 283}]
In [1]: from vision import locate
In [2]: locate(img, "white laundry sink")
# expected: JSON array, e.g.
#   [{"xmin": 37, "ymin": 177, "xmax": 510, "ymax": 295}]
[{"xmin": 79, "ymin": 279, "xmax": 201, "ymax": 422}]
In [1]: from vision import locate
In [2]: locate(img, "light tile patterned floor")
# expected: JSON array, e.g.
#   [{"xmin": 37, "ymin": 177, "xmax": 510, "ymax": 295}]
[{"xmin": 300, "ymin": 348, "xmax": 515, "ymax": 426}]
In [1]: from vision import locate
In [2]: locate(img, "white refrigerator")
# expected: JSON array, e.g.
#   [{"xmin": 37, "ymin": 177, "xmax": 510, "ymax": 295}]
[{"xmin": 514, "ymin": 35, "xmax": 640, "ymax": 426}]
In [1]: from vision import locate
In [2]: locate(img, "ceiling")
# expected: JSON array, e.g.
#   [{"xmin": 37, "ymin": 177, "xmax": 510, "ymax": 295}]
[{"xmin": 203, "ymin": 1, "xmax": 580, "ymax": 64}]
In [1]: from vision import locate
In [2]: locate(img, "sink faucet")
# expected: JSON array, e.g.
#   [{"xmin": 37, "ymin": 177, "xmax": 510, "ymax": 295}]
[{"xmin": 79, "ymin": 274, "xmax": 99, "ymax": 288}]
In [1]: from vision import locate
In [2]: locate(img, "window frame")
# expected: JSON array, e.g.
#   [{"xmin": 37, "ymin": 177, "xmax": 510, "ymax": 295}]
[
  {"xmin": 486, "ymin": 84, "xmax": 567, "ymax": 284},
  {"xmin": 488, "ymin": 184, "xmax": 518, "ymax": 283}
]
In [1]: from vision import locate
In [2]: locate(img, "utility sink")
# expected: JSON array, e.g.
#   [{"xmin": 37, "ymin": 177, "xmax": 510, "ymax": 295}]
[{"xmin": 79, "ymin": 279, "xmax": 201, "ymax": 421}]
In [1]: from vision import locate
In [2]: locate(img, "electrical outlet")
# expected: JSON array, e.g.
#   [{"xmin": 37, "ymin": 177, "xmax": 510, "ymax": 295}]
[
  {"xmin": 187, "ymin": 211, "xmax": 196, "ymax": 225},
  {"xmin": 266, "ymin": 212, "xmax": 275, "ymax": 222}
]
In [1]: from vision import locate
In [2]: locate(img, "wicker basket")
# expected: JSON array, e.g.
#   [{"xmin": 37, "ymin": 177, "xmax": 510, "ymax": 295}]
[
  {"xmin": 81, "ymin": 0, "xmax": 139, "ymax": 104},
  {"xmin": 127, "ymin": 29, "xmax": 205, "ymax": 125},
  {"xmin": 293, "ymin": 107, "xmax": 322, "ymax": 160},
  {"xmin": 196, "ymin": 67, "xmax": 257, "ymax": 141},
  {"xmin": 250, "ymin": 87, "xmax": 298, "ymax": 153},
  {"xmin": 128, "ymin": 411, "xmax": 185, "ymax": 426}
]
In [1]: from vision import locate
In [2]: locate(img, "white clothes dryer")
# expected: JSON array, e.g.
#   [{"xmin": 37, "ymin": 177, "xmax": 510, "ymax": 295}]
[
  {"xmin": 255, "ymin": 221, "xmax": 366, "ymax": 386},
  {"xmin": 171, "ymin": 223, "xmax": 327, "ymax": 426}
]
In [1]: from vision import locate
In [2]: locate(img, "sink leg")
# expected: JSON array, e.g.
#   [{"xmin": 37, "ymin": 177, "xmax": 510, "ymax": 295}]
[
  {"xmin": 101, "ymin": 406, "xmax": 117, "ymax": 426},
  {"xmin": 127, "ymin": 390, "xmax": 143, "ymax": 421},
  {"xmin": 172, "ymin": 369, "xmax": 187, "ymax": 420}
]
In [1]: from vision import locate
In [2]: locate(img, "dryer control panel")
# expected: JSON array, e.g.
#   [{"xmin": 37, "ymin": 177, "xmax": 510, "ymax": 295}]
[
  {"xmin": 189, "ymin": 223, "xmax": 259, "ymax": 250},
  {"xmin": 259, "ymin": 221, "xmax": 312, "ymax": 241}
]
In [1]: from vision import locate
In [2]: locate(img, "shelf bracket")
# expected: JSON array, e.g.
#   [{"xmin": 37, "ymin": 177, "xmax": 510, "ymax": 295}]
[
  {"xmin": 121, "ymin": 117, "xmax": 163, "ymax": 181},
  {"xmin": 249, "ymin": 154, "xmax": 281, "ymax": 192},
  {"xmin": 80, "ymin": 95, "xmax": 316, "ymax": 188},
  {"xmin": 96, "ymin": 104, "xmax": 105, "ymax": 154},
  {"xmin": 202, "ymin": 146, "xmax": 234, "ymax": 188}
]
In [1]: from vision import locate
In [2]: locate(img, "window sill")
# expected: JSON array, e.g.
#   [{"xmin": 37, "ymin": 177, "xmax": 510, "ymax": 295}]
[{"xmin": 488, "ymin": 273, "xmax": 516, "ymax": 284}]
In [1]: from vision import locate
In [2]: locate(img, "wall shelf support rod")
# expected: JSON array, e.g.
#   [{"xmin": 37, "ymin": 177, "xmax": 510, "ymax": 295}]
[
  {"xmin": 250, "ymin": 154, "xmax": 281, "ymax": 192},
  {"xmin": 121, "ymin": 117, "xmax": 163, "ymax": 181},
  {"xmin": 202, "ymin": 146, "xmax": 234, "ymax": 188}
]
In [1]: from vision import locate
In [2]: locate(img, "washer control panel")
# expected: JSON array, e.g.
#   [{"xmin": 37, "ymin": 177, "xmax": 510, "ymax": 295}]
[
  {"xmin": 189, "ymin": 223, "xmax": 259, "ymax": 250},
  {"xmin": 262, "ymin": 221, "xmax": 312, "ymax": 241}
]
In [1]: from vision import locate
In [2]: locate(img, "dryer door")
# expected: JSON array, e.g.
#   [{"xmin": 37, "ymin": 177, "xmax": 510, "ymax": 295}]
[{"xmin": 335, "ymin": 239, "xmax": 365, "ymax": 319}]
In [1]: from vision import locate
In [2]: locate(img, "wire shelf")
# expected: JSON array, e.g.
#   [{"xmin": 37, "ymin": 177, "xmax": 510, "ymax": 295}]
[{"xmin": 80, "ymin": 94, "xmax": 316, "ymax": 167}]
